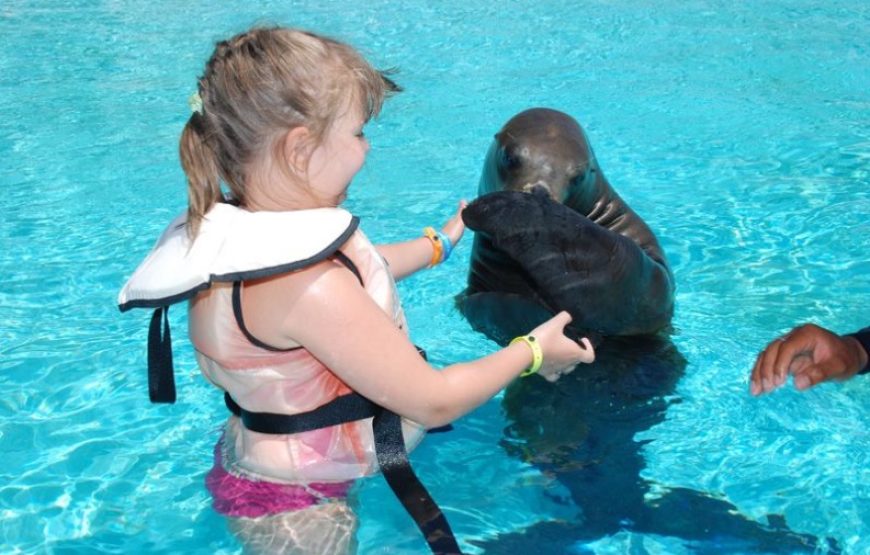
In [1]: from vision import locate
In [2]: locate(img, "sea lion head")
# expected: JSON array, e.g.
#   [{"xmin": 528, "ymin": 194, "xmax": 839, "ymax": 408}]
[{"xmin": 480, "ymin": 107, "xmax": 599, "ymax": 204}]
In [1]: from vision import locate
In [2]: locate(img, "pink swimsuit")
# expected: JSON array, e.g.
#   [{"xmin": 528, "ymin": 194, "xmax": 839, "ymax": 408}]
[{"xmin": 205, "ymin": 437, "xmax": 352, "ymax": 517}]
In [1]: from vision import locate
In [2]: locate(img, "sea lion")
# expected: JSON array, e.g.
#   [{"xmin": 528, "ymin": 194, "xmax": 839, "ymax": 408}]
[{"xmin": 459, "ymin": 107, "xmax": 674, "ymax": 344}]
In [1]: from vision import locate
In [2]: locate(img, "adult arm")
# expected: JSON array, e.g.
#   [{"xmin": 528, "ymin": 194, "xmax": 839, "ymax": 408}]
[
  {"xmin": 846, "ymin": 327, "xmax": 870, "ymax": 374},
  {"xmin": 750, "ymin": 323, "xmax": 870, "ymax": 396}
]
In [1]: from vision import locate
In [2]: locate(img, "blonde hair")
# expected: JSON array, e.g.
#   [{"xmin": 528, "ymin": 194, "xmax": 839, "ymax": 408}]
[{"xmin": 179, "ymin": 27, "xmax": 400, "ymax": 237}]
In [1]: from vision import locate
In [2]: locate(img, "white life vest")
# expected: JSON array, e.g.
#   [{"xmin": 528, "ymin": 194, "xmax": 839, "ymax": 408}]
[
  {"xmin": 118, "ymin": 202, "xmax": 425, "ymax": 483},
  {"xmin": 119, "ymin": 202, "xmax": 359, "ymax": 310}
]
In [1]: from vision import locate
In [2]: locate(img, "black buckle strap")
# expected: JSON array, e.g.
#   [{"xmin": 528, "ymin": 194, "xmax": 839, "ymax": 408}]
[
  {"xmin": 147, "ymin": 307, "xmax": 176, "ymax": 403},
  {"xmin": 224, "ymin": 392, "xmax": 462, "ymax": 554},
  {"xmin": 373, "ymin": 408, "xmax": 462, "ymax": 554}
]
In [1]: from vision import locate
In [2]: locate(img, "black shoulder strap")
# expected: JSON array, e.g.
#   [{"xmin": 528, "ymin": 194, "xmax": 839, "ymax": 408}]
[
  {"xmin": 333, "ymin": 250, "xmax": 364, "ymax": 285},
  {"xmin": 231, "ymin": 251, "xmax": 364, "ymax": 352},
  {"xmin": 231, "ymin": 281, "xmax": 300, "ymax": 352}
]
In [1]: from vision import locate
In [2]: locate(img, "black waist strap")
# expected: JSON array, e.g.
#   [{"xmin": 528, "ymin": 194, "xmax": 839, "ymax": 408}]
[
  {"xmin": 224, "ymin": 392, "xmax": 379, "ymax": 434},
  {"xmin": 224, "ymin": 393, "xmax": 462, "ymax": 554}
]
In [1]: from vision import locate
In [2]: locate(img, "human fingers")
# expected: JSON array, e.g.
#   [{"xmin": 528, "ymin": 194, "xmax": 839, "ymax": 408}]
[
  {"xmin": 441, "ymin": 200, "xmax": 468, "ymax": 245},
  {"xmin": 769, "ymin": 331, "xmax": 817, "ymax": 385},
  {"xmin": 576, "ymin": 337, "xmax": 595, "ymax": 364},
  {"xmin": 542, "ymin": 369, "xmax": 561, "ymax": 383},
  {"xmin": 526, "ymin": 312, "xmax": 582, "ymax": 377},
  {"xmin": 751, "ymin": 338, "xmax": 786, "ymax": 395},
  {"xmin": 794, "ymin": 334, "xmax": 865, "ymax": 388},
  {"xmin": 749, "ymin": 349, "xmax": 765, "ymax": 396},
  {"xmin": 786, "ymin": 353, "xmax": 813, "ymax": 377},
  {"xmin": 792, "ymin": 360, "xmax": 835, "ymax": 390},
  {"xmin": 557, "ymin": 340, "xmax": 593, "ymax": 377},
  {"xmin": 551, "ymin": 310, "xmax": 573, "ymax": 328},
  {"xmin": 542, "ymin": 310, "xmax": 573, "ymax": 331},
  {"xmin": 552, "ymin": 337, "xmax": 595, "ymax": 378},
  {"xmin": 749, "ymin": 344, "xmax": 767, "ymax": 395},
  {"xmin": 529, "ymin": 311, "xmax": 572, "ymax": 337}
]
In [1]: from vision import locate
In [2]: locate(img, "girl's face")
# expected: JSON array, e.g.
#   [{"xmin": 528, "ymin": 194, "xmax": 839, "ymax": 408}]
[{"xmin": 305, "ymin": 107, "xmax": 369, "ymax": 206}]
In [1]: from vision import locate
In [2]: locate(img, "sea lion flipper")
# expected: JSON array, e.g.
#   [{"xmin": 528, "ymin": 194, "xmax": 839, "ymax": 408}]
[
  {"xmin": 464, "ymin": 190, "xmax": 673, "ymax": 335},
  {"xmin": 457, "ymin": 291, "xmax": 556, "ymax": 346}
]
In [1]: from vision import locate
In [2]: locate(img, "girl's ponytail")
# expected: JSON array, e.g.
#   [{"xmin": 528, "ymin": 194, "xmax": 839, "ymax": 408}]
[
  {"xmin": 178, "ymin": 27, "xmax": 400, "ymax": 236},
  {"xmin": 179, "ymin": 113, "xmax": 221, "ymax": 238}
]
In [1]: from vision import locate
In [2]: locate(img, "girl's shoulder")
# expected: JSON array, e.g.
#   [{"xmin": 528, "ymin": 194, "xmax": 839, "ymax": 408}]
[{"xmin": 240, "ymin": 256, "xmax": 370, "ymax": 348}]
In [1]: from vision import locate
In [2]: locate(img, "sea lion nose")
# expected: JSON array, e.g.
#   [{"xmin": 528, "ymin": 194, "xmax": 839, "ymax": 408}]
[{"xmin": 522, "ymin": 181, "xmax": 553, "ymax": 198}]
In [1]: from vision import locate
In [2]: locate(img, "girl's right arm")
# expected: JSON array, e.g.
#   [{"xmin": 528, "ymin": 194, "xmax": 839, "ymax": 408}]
[
  {"xmin": 242, "ymin": 260, "xmax": 594, "ymax": 428},
  {"xmin": 376, "ymin": 201, "xmax": 467, "ymax": 281}
]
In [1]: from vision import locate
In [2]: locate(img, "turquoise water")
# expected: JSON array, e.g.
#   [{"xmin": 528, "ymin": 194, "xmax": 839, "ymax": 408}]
[{"xmin": 1, "ymin": 0, "xmax": 868, "ymax": 553}]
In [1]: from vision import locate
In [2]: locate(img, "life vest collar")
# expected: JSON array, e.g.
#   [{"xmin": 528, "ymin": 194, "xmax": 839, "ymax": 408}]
[{"xmin": 118, "ymin": 202, "xmax": 358, "ymax": 312}]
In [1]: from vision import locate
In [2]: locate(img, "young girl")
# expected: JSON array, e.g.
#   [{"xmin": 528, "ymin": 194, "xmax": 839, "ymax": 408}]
[{"xmin": 121, "ymin": 26, "xmax": 594, "ymax": 555}]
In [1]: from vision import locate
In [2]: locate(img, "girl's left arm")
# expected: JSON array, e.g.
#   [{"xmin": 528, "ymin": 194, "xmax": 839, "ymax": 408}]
[{"xmin": 376, "ymin": 201, "xmax": 467, "ymax": 280}]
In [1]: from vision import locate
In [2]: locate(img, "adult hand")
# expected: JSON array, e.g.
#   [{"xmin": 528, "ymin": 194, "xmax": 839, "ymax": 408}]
[
  {"xmin": 529, "ymin": 311, "xmax": 595, "ymax": 382},
  {"xmin": 750, "ymin": 323, "xmax": 869, "ymax": 395}
]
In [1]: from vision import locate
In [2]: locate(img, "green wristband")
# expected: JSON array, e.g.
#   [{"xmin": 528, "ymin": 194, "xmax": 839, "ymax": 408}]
[{"xmin": 510, "ymin": 335, "xmax": 543, "ymax": 377}]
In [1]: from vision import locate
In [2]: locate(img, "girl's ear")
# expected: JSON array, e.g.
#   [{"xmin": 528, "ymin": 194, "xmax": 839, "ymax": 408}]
[{"xmin": 281, "ymin": 126, "xmax": 313, "ymax": 175}]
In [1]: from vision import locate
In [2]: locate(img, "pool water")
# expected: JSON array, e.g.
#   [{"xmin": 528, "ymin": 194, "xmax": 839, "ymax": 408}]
[{"xmin": 1, "ymin": 0, "xmax": 868, "ymax": 553}]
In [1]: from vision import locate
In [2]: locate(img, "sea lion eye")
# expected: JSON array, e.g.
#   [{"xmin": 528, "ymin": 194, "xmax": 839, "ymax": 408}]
[
  {"xmin": 571, "ymin": 162, "xmax": 595, "ymax": 185},
  {"xmin": 501, "ymin": 147, "xmax": 521, "ymax": 169}
]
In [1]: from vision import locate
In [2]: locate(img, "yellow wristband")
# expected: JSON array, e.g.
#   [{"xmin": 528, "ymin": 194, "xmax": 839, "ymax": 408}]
[
  {"xmin": 510, "ymin": 335, "xmax": 543, "ymax": 377},
  {"xmin": 423, "ymin": 226, "xmax": 443, "ymax": 267}
]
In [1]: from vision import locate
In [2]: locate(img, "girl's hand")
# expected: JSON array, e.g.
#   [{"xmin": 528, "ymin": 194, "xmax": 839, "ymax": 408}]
[
  {"xmin": 440, "ymin": 200, "xmax": 467, "ymax": 247},
  {"xmin": 528, "ymin": 311, "xmax": 595, "ymax": 382}
]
